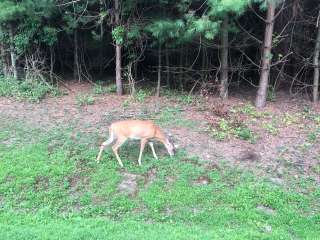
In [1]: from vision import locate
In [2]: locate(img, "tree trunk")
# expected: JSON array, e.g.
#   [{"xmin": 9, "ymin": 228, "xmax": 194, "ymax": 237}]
[
  {"xmin": 99, "ymin": 0, "xmax": 105, "ymax": 77},
  {"xmin": 115, "ymin": 0, "xmax": 123, "ymax": 95},
  {"xmin": 219, "ymin": 14, "xmax": 229, "ymax": 100},
  {"xmin": 156, "ymin": 44, "xmax": 161, "ymax": 97},
  {"xmin": 73, "ymin": 28, "xmax": 80, "ymax": 81},
  {"xmin": 202, "ymin": 45, "xmax": 207, "ymax": 76},
  {"xmin": 115, "ymin": 45, "xmax": 122, "ymax": 95},
  {"xmin": 179, "ymin": 47, "xmax": 184, "ymax": 92},
  {"xmin": 165, "ymin": 48, "xmax": 170, "ymax": 88},
  {"xmin": 255, "ymin": 1, "xmax": 276, "ymax": 108},
  {"xmin": 134, "ymin": 61, "xmax": 138, "ymax": 81},
  {"xmin": 9, "ymin": 24, "xmax": 17, "ymax": 79},
  {"xmin": 312, "ymin": 11, "xmax": 320, "ymax": 102},
  {"xmin": 0, "ymin": 41, "xmax": 8, "ymax": 77},
  {"xmin": 50, "ymin": 46, "xmax": 54, "ymax": 83}
]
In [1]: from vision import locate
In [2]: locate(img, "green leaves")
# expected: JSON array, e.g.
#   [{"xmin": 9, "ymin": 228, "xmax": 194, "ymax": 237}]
[
  {"xmin": 144, "ymin": 0, "xmax": 251, "ymax": 47},
  {"xmin": 146, "ymin": 19, "xmax": 185, "ymax": 44},
  {"xmin": 112, "ymin": 26, "xmax": 126, "ymax": 45},
  {"xmin": 41, "ymin": 27, "xmax": 58, "ymax": 46},
  {"xmin": 0, "ymin": 0, "xmax": 26, "ymax": 23},
  {"xmin": 207, "ymin": 0, "xmax": 250, "ymax": 16}
]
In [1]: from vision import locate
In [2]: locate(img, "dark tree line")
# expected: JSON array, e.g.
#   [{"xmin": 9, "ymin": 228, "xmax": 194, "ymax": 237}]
[{"xmin": 0, "ymin": 0, "xmax": 319, "ymax": 107}]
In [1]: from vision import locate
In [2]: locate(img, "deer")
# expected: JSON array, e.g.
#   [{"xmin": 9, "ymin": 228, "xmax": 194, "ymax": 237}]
[{"xmin": 96, "ymin": 120, "xmax": 176, "ymax": 167}]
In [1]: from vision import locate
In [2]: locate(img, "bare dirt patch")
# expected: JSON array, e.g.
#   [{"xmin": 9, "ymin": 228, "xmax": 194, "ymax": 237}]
[
  {"xmin": 192, "ymin": 176, "xmax": 212, "ymax": 186},
  {"xmin": 117, "ymin": 172, "xmax": 143, "ymax": 196}
]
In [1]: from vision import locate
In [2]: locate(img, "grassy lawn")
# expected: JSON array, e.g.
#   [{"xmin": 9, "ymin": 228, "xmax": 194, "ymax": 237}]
[{"xmin": 0, "ymin": 119, "xmax": 319, "ymax": 239}]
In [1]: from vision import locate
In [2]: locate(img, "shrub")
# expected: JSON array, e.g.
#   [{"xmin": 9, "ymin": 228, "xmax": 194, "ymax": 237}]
[{"xmin": 0, "ymin": 77, "xmax": 53, "ymax": 102}]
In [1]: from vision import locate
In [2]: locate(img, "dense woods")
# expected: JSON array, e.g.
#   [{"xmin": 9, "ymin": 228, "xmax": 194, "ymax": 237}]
[
  {"xmin": 0, "ymin": 0, "xmax": 319, "ymax": 107},
  {"xmin": 1, "ymin": 1, "xmax": 320, "ymax": 238}
]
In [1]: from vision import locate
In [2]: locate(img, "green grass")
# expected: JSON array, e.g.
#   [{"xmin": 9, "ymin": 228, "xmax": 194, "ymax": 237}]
[
  {"xmin": 0, "ymin": 119, "xmax": 319, "ymax": 239},
  {"xmin": 155, "ymin": 107, "xmax": 198, "ymax": 128}
]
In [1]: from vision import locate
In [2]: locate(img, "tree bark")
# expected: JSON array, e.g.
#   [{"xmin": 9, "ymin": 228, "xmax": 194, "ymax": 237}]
[
  {"xmin": 73, "ymin": 28, "xmax": 80, "ymax": 81},
  {"xmin": 179, "ymin": 47, "xmax": 184, "ymax": 92},
  {"xmin": 50, "ymin": 46, "xmax": 54, "ymax": 83},
  {"xmin": 219, "ymin": 14, "xmax": 229, "ymax": 100},
  {"xmin": 156, "ymin": 44, "xmax": 161, "ymax": 97},
  {"xmin": 99, "ymin": 0, "xmax": 105, "ymax": 77},
  {"xmin": 255, "ymin": 1, "xmax": 276, "ymax": 108},
  {"xmin": 0, "ymin": 41, "xmax": 8, "ymax": 77},
  {"xmin": 312, "ymin": 11, "xmax": 320, "ymax": 102},
  {"xmin": 134, "ymin": 61, "xmax": 138, "ymax": 81},
  {"xmin": 9, "ymin": 24, "xmax": 17, "ymax": 79},
  {"xmin": 165, "ymin": 48, "xmax": 170, "ymax": 88},
  {"xmin": 115, "ymin": 0, "xmax": 123, "ymax": 95}
]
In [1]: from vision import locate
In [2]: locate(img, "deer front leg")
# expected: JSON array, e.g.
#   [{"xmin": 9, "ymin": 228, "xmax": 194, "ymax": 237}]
[
  {"xmin": 96, "ymin": 133, "xmax": 115, "ymax": 163},
  {"xmin": 111, "ymin": 138, "xmax": 126, "ymax": 167},
  {"xmin": 148, "ymin": 142, "xmax": 158, "ymax": 160},
  {"xmin": 138, "ymin": 139, "xmax": 147, "ymax": 166},
  {"xmin": 96, "ymin": 141, "xmax": 109, "ymax": 163}
]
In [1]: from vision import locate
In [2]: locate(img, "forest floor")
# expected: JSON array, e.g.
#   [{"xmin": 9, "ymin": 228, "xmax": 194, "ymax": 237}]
[{"xmin": 0, "ymin": 81, "xmax": 319, "ymax": 239}]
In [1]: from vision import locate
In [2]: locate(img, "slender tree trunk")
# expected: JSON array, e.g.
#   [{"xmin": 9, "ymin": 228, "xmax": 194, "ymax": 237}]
[
  {"xmin": 202, "ymin": 45, "xmax": 207, "ymax": 72},
  {"xmin": 50, "ymin": 46, "xmax": 54, "ymax": 83},
  {"xmin": 179, "ymin": 47, "xmax": 184, "ymax": 92},
  {"xmin": 156, "ymin": 44, "xmax": 161, "ymax": 97},
  {"xmin": 219, "ymin": 14, "xmax": 229, "ymax": 100},
  {"xmin": 0, "ymin": 41, "xmax": 8, "ymax": 77},
  {"xmin": 115, "ymin": 45, "xmax": 122, "ymax": 95},
  {"xmin": 115, "ymin": 0, "xmax": 123, "ymax": 95},
  {"xmin": 313, "ymin": 11, "xmax": 320, "ymax": 102},
  {"xmin": 134, "ymin": 61, "xmax": 138, "ymax": 81},
  {"xmin": 165, "ymin": 48, "xmax": 170, "ymax": 88},
  {"xmin": 73, "ymin": 29, "xmax": 80, "ymax": 81},
  {"xmin": 255, "ymin": 1, "xmax": 276, "ymax": 108},
  {"xmin": 99, "ymin": 20, "xmax": 104, "ymax": 77},
  {"xmin": 9, "ymin": 24, "xmax": 17, "ymax": 79},
  {"xmin": 0, "ymin": 26, "xmax": 6, "ymax": 76},
  {"xmin": 99, "ymin": 0, "xmax": 104, "ymax": 77}
]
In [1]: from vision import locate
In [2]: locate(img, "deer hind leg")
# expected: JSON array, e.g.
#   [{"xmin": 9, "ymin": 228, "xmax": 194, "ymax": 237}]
[
  {"xmin": 96, "ymin": 134, "xmax": 115, "ymax": 163},
  {"xmin": 148, "ymin": 142, "xmax": 158, "ymax": 160},
  {"xmin": 111, "ymin": 137, "xmax": 126, "ymax": 167},
  {"xmin": 138, "ymin": 139, "xmax": 148, "ymax": 166}
]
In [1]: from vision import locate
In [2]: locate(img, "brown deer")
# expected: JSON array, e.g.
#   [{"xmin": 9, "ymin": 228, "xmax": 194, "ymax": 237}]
[{"xmin": 96, "ymin": 120, "xmax": 176, "ymax": 167}]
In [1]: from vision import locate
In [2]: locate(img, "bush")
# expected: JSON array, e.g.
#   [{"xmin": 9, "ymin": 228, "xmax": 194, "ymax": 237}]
[
  {"xmin": 0, "ymin": 77, "xmax": 54, "ymax": 102},
  {"xmin": 93, "ymin": 83, "xmax": 117, "ymax": 95},
  {"xmin": 76, "ymin": 94, "xmax": 95, "ymax": 106}
]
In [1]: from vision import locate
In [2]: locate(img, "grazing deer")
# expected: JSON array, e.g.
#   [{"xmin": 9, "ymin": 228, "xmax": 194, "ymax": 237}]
[{"xmin": 96, "ymin": 120, "xmax": 176, "ymax": 167}]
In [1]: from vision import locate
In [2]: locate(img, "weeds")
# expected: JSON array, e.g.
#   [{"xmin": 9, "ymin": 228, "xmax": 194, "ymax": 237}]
[
  {"xmin": 0, "ymin": 77, "xmax": 56, "ymax": 102},
  {"xmin": 93, "ymin": 83, "xmax": 118, "ymax": 95},
  {"xmin": 267, "ymin": 85, "xmax": 276, "ymax": 102},
  {"xmin": 233, "ymin": 104, "xmax": 269, "ymax": 118},
  {"xmin": 283, "ymin": 112, "xmax": 300, "ymax": 126},
  {"xmin": 234, "ymin": 126, "xmax": 256, "ymax": 142},
  {"xmin": 105, "ymin": 84, "xmax": 117, "ymax": 93},
  {"xmin": 76, "ymin": 94, "xmax": 95, "ymax": 106},
  {"xmin": 154, "ymin": 107, "xmax": 196, "ymax": 128},
  {"xmin": 177, "ymin": 95, "xmax": 194, "ymax": 105},
  {"xmin": 93, "ymin": 85, "xmax": 108, "ymax": 95},
  {"xmin": 121, "ymin": 89, "xmax": 151, "ymax": 108},
  {"xmin": 134, "ymin": 89, "xmax": 149, "ymax": 103},
  {"xmin": 262, "ymin": 121, "xmax": 279, "ymax": 135},
  {"xmin": 210, "ymin": 119, "xmax": 256, "ymax": 143}
]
